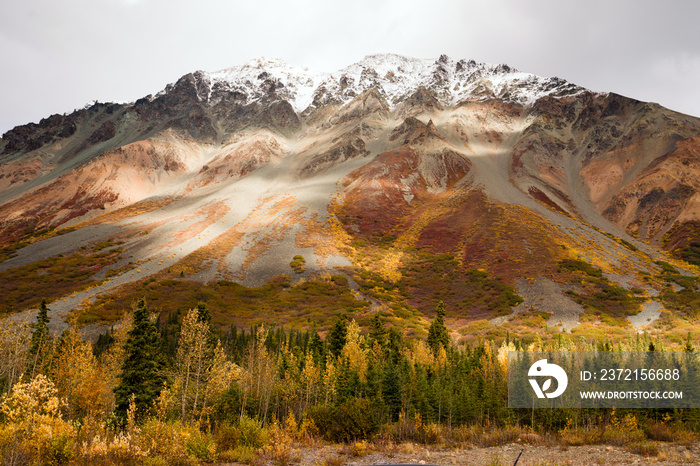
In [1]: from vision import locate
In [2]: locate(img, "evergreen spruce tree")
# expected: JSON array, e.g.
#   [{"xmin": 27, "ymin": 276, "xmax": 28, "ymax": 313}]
[
  {"xmin": 195, "ymin": 301, "xmax": 217, "ymax": 350},
  {"xmin": 427, "ymin": 301, "xmax": 449, "ymax": 353},
  {"xmin": 365, "ymin": 359, "xmax": 381, "ymax": 399},
  {"xmin": 31, "ymin": 299, "xmax": 50, "ymax": 349},
  {"xmin": 308, "ymin": 324, "xmax": 324, "ymax": 364},
  {"xmin": 382, "ymin": 363, "xmax": 402, "ymax": 421},
  {"xmin": 685, "ymin": 332, "xmax": 695, "ymax": 352},
  {"xmin": 196, "ymin": 302, "xmax": 212, "ymax": 324},
  {"xmin": 368, "ymin": 314, "xmax": 386, "ymax": 348},
  {"xmin": 114, "ymin": 299, "xmax": 165, "ymax": 422},
  {"xmin": 28, "ymin": 299, "xmax": 51, "ymax": 377},
  {"xmin": 327, "ymin": 316, "xmax": 348, "ymax": 359},
  {"xmin": 386, "ymin": 327, "xmax": 404, "ymax": 364},
  {"xmin": 335, "ymin": 360, "xmax": 359, "ymax": 403}
]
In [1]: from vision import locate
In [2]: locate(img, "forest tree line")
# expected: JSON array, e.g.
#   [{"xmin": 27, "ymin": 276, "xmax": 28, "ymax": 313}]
[{"xmin": 0, "ymin": 298, "xmax": 698, "ymax": 464}]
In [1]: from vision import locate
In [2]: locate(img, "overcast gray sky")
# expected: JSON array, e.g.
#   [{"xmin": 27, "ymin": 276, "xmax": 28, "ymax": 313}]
[{"xmin": 1, "ymin": 0, "xmax": 699, "ymax": 134}]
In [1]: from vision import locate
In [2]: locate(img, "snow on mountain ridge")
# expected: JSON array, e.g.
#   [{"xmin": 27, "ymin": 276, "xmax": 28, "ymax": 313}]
[
  {"xmin": 208, "ymin": 57, "xmax": 328, "ymax": 111},
  {"xmin": 191, "ymin": 54, "xmax": 584, "ymax": 113}
]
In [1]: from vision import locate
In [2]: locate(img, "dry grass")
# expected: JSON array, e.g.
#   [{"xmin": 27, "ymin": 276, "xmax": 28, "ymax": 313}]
[
  {"xmin": 82, "ymin": 273, "xmax": 368, "ymax": 327},
  {"xmin": 625, "ymin": 440, "xmax": 660, "ymax": 457},
  {"xmin": 322, "ymin": 455, "xmax": 346, "ymax": 466},
  {"xmin": 0, "ymin": 243, "xmax": 121, "ymax": 314},
  {"xmin": 70, "ymin": 197, "xmax": 178, "ymax": 228},
  {"xmin": 478, "ymin": 425, "xmax": 522, "ymax": 447},
  {"xmin": 559, "ymin": 427, "xmax": 602, "ymax": 446}
]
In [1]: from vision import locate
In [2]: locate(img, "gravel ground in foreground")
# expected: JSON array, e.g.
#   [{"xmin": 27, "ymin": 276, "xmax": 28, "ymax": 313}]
[{"xmin": 219, "ymin": 441, "xmax": 700, "ymax": 465}]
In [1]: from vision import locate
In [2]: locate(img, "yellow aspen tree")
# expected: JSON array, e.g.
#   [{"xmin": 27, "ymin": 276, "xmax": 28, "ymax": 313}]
[
  {"xmin": 370, "ymin": 340, "xmax": 384, "ymax": 364},
  {"xmin": 199, "ymin": 341, "xmax": 239, "ymax": 423},
  {"xmin": 408, "ymin": 339, "xmax": 435, "ymax": 367},
  {"xmin": 497, "ymin": 340, "xmax": 516, "ymax": 373},
  {"xmin": 479, "ymin": 341, "xmax": 495, "ymax": 384},
  {"xmin": 434, "ymin": 345, "xmax": 448, "ymax": 371},
  {"xmin": 52, "ymin": 329, "xmax": 112, "ymax": 424},
  {"xmin": 174, "ymin": 306, "xmax": 238, "ymax": 425},
  {"xmin": 251, "ymin": 327, "xmax": 277, "ymax": 423},
  {"xmin": 175, "ymin": 307, "xmax": 209, "ymax": 422},
  {"xmin": 0, "ymin": 374, "xmax": 75, "ymax": 463},
  {"xmin": 300, "ymin": 352, "xmax": 319, "ymax": 410},
  {"xmin": 237, "ymin": 327, "xmax": 277, "ymax": 421},
  {"xmin": 322, "ymin": 358, "xmax": 337, "ymax": 405},
  {"xmin": 341, "ymin": 319, "xmax": 367, "ymax": 381},
  {"xmin": 0, "ymin": 318, "xmax": 31, "ymax": 395},
  {"xmin": 278, "ymin": 348, "xmax": 301, "ymax": 416}
]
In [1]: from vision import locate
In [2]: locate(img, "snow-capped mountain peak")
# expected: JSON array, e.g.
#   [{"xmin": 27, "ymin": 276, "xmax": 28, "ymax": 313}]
[
  {"xmin": 328, "ymin": 54, "xmax": 583, "ymax": 109},
  {"xmin": 2, "ymin": 48, "xmax": 699, "ymax": 338},
  {"xmin": 166, "ymin": 54, "xmax": 584, "ymax": 115},
  {"xmin": 205, "ymin": 57, "xmax": 329, "ymax": 112}
]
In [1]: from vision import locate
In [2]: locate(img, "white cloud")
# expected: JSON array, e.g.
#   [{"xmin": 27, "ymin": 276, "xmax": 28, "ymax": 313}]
[{"xmin": 652, "ymin": 53, "xmax": 700, "ymax": 78}]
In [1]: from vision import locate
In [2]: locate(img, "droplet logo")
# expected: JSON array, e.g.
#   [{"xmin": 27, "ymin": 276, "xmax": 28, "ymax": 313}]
[{"xmin": 528, "ymin": 359, "xmax": 568, "ymax": 399}]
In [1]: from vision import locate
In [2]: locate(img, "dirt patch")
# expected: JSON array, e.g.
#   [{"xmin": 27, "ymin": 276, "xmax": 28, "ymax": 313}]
[
  {"xmin": 628, "ymin": 300, "xmax": 663, "ymax": 330},
  {"xmin": 492, "ymin": 277, "xmax": 584, "ymax": 331}
]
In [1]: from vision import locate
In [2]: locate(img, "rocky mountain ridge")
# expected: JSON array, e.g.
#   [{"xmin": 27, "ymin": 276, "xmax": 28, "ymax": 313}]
[{"xmin": 1, "ymin": 54, "xmax": 700, "ymax": 338}]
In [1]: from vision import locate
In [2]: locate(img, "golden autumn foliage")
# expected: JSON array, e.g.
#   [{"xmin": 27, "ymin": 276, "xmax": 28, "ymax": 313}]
[
  {"xmin": 0, "ymin": 318, "xmax": 30, "ymax": 396},
  {"xmin": 0, "ymin": 296, "xmax": 697, "ymax": 464},
  {"xmin": 174, "ymin": 308, "xmax": 240, "ymax": 424},
  {"xmin": 52, "ymin": 329, "xmax": 113, "ymax": 423},
  {"xmin": 341, "ymin": 320, "xmax": 367, "ymax": 381},
  {"xmin": 0, "ymin": 374, "xmax": 76, "ymax": 464}
]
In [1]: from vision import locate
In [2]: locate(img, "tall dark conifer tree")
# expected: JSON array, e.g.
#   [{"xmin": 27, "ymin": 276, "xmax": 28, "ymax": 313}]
[
  {"xmin": 427, "ymin": 301, "xmax": 449, "ymax": 353},
  {"xmin": 327, "ymin": 316, "xmax": 348, "ymax": 359},
  {"xmin": 368, "ymin": 314, "xmax": 386, "ymax": 348},
  {"xmin": 28, "ymin": 299, "xmax": 51, "ymax": 377},
  {"xmin": 114, "ymin": 299, "xmax": 165, "ymax": 421},
  {"xmin": 308, "ymin": 324, "xmax": 324, "ymax": 364}
]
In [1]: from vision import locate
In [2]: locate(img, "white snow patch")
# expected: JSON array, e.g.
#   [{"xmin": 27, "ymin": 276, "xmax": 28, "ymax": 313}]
[{"xmin": 168, "ymin": 54, "xmax": 585, "ymax": 115}]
